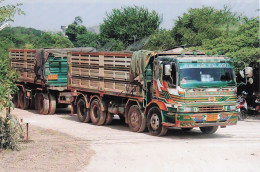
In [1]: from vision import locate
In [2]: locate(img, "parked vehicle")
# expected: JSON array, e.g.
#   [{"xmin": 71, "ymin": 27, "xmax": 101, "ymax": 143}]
[
  {"xmin": 237, "ymin": 60, "xmax": 260, "ymax": 115},
  {"xmin": 237, "ymin": 91, "xmax": 248, "ymax": 120},
  {"xmin": 10, "ymin": 49, "xmax": 238, "ymax": 136},
  {"xmin": 68, "ymin": 50, "xmax": 238, "ymax": 136}
]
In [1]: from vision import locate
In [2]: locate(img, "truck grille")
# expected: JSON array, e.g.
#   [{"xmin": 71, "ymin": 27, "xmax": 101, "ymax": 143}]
[{"xmin": 198, "ymin": 106, "xmax": 223, "ymax": 112}]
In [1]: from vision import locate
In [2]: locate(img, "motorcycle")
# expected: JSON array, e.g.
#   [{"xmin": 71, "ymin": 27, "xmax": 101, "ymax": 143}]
[{"xmin": 237, "ymin": 91, "xmax": 248, "ymax": 120}]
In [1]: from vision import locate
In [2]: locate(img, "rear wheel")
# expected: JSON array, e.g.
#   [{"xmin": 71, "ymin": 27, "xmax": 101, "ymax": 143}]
[
  {"xmin": 128, "ymin": 105, "xmax": 146, "ymax": 132},
  {"xmin": 147, "ymin": 107, "xmax": 168, "ymax": 136},
  {"xmin": 77, "ymin": 98, "xmax": 90, "ymax": 123},
  {"xmin": 200, "ymin": 126, "xmax": 218, "ymax": 134},
  {"xmin": 19, "ymin": 89, "xmax": 29, "ymax": 110},
  {"xmin": 38, "ymin": 93, "xmax": 49, "ymax": 115},
  {"xmin": 90, "ymin": 99, "xmax": 106, "ymax": 125},
  {"xmin": 48, "ymin": 93, "xmax": 57, "ymax": 115}
]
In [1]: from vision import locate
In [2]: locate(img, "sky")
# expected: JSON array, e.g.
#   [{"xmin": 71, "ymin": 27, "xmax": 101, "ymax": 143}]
[{"xmin": 3, "ymin": 0, "xmax": 259, "ymax": 32}]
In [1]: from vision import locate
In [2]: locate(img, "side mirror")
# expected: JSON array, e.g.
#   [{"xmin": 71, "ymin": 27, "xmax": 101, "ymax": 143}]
[{"xmin": 164, "ymin": 64, "xmax": 171, "ymax": 76}]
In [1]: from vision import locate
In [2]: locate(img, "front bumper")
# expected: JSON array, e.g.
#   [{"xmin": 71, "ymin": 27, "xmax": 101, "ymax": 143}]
[{"xmin": 161, "ymin": 111, "xmax": 238, "ymax": 128}]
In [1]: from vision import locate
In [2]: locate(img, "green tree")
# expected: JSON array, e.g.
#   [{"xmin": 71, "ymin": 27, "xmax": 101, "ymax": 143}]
[
  {"xmin": 65, "ymin": 16, "xmax": 99, "ymax": 47},
  {"xmin": 0, "ymin": 0, "xmax": 25, "ymax": 25},
  {"xmin": 143, "ymin": 30, "xmax": 177, "ymax": 51},
  {"xmin": 100, "ymin": 6, "xmax": 162, "ymax": 46},
  {"xmin": 171, "ymin": 6, "xmax": 240, "ymax": 46},
  {"xmin": 200, "ymin": 18, "xmax": 260, "ymax": 71},
  {"xmin": 35, "ymin": 32, "xmax": 73, "ymax": 48},
  {"xmin": 0, "ymin": 1, "xmax": 24, "ymax": 111}
]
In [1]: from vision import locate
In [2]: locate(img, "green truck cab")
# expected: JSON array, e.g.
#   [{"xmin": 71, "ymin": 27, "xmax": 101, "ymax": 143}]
[{"xmin": 142, "ymin": 52, "xmax": 238, "ymax": 135}]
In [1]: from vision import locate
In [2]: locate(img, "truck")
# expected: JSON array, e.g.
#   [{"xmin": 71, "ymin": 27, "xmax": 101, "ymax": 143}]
[
  {"xmin": 10, "ymin": 48, "xmax": 238, "ymax": 136},
  {"xmin": 10, "ymin": 48, "xmax": 95, "ymax": 115},
  {"xmin": 68, "ymin": 50, "xmax": 238, "ymax": 136}
]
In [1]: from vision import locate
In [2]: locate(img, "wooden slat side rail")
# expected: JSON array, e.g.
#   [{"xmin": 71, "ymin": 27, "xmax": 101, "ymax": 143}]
[
  {"xmin": 68, "ymin": 51, "xmax": 140, "ymax": 96},
  {"xmin": 10, "ymin": 49, "xmax": 37, "ymax": 82}
]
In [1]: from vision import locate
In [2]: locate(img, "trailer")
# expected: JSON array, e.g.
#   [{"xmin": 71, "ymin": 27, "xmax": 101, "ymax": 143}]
[
  {"xmin": 10, "ymin": 48, "xmax": 95, "ymax": 114},
  {"xmin": 68, "ymin": 50, "xmax": 238, "ymax": 136}
]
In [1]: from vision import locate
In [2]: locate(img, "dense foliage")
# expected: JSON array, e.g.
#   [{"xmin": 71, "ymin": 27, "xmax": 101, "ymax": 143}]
[
  {"xmin": 143, "ymin": 30, "xmax": 177, "ymax": 51},
  {"xmin": 0, "ymin": 114, "xmax": 22, "ymax": 150},
  {"xmin": 100, "ymin": 6, "xmax": 162, "ymax": 46},
  {"xmin": 0, "ymin": 0, "xmax": 24, "ymax": 150},
  {"xmin": 199, "ymin": 17, "xmax": 260, "ymax": 71},
  {"xmin": 171, "ymin": 6, "xmax": 240, "ymax": 46}
]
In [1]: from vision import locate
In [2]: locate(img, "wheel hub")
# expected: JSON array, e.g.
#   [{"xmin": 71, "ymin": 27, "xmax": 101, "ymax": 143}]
[
  {"xmin": 150, "ymin": 113, "xmax": 160, "ymax": 130},
  {"xmin": 131, "ymin": 111, "xmax": 139, "ymax": 127}
]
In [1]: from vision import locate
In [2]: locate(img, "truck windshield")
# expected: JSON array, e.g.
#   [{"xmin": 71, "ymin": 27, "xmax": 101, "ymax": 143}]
[{"xmin": 179, "ymin": 63, "xmax": 236, "ymax": 88}]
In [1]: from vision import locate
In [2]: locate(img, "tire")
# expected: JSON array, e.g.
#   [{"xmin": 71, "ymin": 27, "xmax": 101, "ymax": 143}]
[
  {"xmin": 38, "ymin": 92, "xmax": 49, "ymax": 115},
  {"xmin": 240, "ymin": 110, "xmax": 248, "ymax": 120},
  {"xmin": 105, "ymin": 112, "xmax": 113, "ymax": 125},
  {"xmin": 90, "ymin": 99, "xmax": 106, "ymax": 125},
  {"xmin": 128, "ymin": 105, "xmax": 146, "ymax": 132},
  {"xmin": 199, "ymin": 126, "xmax": 218, "ymax": 134},
  {"xmin": 48, "ymin": 93, "xmax": 57, "ymax": 115},
  {"xmin": 181, "ymin": 128, "xmax": 193, "ymax": 131},
  {"xmin": 147, "ymin": 107, "xmax": 168, "ymax": 136},
  {"xmin": 77, "ymin": 98, "xmax": 90, "ymax": 123},
  {"xmin": 12, "ymin": 91, "xmax": 20, "ymax": 108},
  {"xmin": 19, "ymin": 89, "xmax": 29, "ymax": 110}
]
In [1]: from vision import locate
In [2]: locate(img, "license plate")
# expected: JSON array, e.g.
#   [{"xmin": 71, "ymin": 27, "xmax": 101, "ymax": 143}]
[
  {"xmin": 207, "ymin": 114, "xmax": 218, "ymax": 121},
  {"xmin": 48, "ymin": 74, "xmax": 58, "ymax": 80}
]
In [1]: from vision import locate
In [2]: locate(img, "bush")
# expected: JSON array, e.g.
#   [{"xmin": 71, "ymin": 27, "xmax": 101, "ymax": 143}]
[{"xmin": 0, "ymin": 114, "xmax": 23, "ymax": 150}]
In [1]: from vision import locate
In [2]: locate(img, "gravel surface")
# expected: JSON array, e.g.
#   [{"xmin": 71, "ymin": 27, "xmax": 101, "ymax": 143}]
[{"xmin": 7, "ymin": 108, "xmax": 260, "ymax": 172}]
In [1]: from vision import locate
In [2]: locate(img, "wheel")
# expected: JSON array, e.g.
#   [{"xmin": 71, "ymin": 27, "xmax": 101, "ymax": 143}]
[
  {"xmin": 240, "ymin": 110, "xmax": 248, "ymax": 120},
  {"xmin": 77, "ymin": 98, "xmax": 90, "ymax": 123},
  {"xmin": 48, "ymin": 93, "xmax": 57, "ymax": 115},
  {"xmin": 105, "ymin": 112, "xmax": 113, "ymax": 125},
  {"xmin": 147, "ymin": 107, "xmax": 168, "ymax": 136},
  {"xmin": 90, "ymin": 99, "xmax": 106, "ymax": 126},
  {"xmin": 199, "ymin": 126, "xmax": 218, "ymax": 134},
  {"xmin": 181, "ymin": 128, "xmax": 193, "ymax": 131},
  {"xmin": 19, "ymin": 89, "xmax": 29, "ymax": 110},
  {"xmin": 128, "ymin": 105, "xmax": 146, "ymax": 132},
  {"xmin": 38, "ymin": 92, "xmax": 49, "ymax": 115},
  {"xmin": 12, "ymin": 91, "xmax": 20, "ymax": 108}
]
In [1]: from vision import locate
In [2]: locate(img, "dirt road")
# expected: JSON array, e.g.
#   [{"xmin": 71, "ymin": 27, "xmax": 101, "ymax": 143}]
[{"xmin": 11, "ymin": 108, "xmax": 260, "ymax": 172}]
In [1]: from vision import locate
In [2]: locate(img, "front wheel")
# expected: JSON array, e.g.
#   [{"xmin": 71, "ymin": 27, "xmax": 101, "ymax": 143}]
[
  {"xmin": 199, "ymin": 126, "xmax": 218, "ymax": 134},
  {"xmin": 147, "ymin": 107, "xmax": 167, "ymax": 136},
  {"xmin": 238, "ymin": 109, "xmax": 248, "ymax": 120},
  {"xmin": 128, "ymin": 105, "xmax": 146, "ymax": 132}
]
